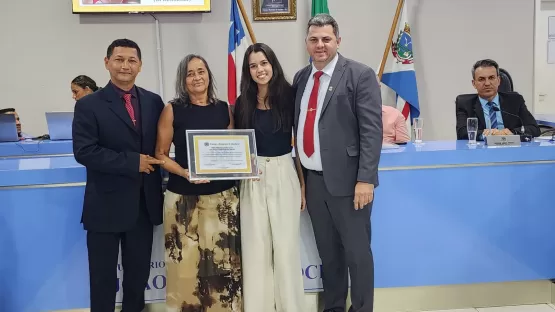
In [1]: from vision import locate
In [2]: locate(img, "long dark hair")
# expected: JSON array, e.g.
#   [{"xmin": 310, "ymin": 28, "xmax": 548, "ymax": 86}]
[
  {"xmin": 72, "ymin": 75, "xmax": 99, "ymax": 91},
  {"xmin": 171, "ymin": 54, "xmax": 218, "ymax": 107},
  {"xmin": 237, "ymin": 43, "xmax": 293, "ymax": 131}
]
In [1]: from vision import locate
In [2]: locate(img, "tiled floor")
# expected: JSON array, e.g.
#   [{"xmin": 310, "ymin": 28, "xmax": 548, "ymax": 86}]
[{"xmin": 425, "ymin": 304, "xmax": 555, "ymax": 312}]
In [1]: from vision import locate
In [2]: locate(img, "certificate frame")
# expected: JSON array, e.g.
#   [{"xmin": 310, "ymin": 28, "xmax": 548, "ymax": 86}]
[
  {"xmin": 253, "ymin": 0, "xmax": 296, "ymax": 21},
  {"xmin": 186, "ymin": 129, "xmax": 259, "ymax": 181},
  {"xmin": 72, "ymin": 0, "xmax": 211, "ymax": 13}
]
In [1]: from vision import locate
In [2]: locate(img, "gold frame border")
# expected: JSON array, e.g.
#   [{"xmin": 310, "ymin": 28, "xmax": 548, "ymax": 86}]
[
  {"xmin": 193, "ymin": 135, "xmax": 252, "ymax": 174},
  {"xmin": 71, "ymin": 0, "xmax": 210, "ymax": 13},
  {"xmin": 253, "ymin": 0, "xmax": 296, "ymax": 21}
]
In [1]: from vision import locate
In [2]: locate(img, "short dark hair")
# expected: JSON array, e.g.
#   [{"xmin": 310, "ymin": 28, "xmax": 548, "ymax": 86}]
[
  {"xmin": 0, "ymin": 108, "xmax": 15, "ymax": 114},
  {"xmin": 307, "ymin": 13, "xmax": 340, "ymax": 38},
  {"xmin": 472, "ymin": 59, "xmax": 499, "ymax": 79},
  {"xmin": 107, "ymin": 39, "xmax": 142, "ymax": 60},
  {"xmin": 71, "ymin": 75, "xmax": 99, "ymax": 92}
]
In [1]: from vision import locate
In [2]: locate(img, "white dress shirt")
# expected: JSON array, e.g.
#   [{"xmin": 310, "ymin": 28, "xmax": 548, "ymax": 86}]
[{"xmin": 296, "ymin": 53, "xmax": 339, "ymax": 171}]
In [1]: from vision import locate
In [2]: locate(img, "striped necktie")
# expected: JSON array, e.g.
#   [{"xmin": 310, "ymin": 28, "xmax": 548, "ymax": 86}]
[{"xmin": 487, "ymin": 102, "xmax": 498, "ymax": 129}]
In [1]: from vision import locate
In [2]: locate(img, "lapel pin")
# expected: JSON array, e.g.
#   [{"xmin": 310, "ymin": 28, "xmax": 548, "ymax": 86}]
[{"xmin": 328, "ymin": 86, "xmax": 333, "ymax": 92}]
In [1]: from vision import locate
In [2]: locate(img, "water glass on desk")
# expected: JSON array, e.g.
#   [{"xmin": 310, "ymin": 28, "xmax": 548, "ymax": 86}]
[
  {"xmin": 413, "ymin": 117, "xmax": 423, "ymax": 143},
  {"xmin": 467, "ymin": 117, "xmax": 478, "ymax": 145}
]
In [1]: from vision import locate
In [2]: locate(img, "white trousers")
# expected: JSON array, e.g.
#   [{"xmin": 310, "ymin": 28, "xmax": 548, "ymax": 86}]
[{"xmin": 240, "ymin": 153, "xmax": 305, "ymax": 312}]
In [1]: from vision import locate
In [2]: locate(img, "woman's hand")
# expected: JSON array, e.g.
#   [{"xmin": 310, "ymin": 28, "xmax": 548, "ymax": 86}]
[
  {"xmin": 253, "ymin": 169, "xmax": 263, "ymax": 182},
  {"xmin": 181, "ymin": 169, "xmax": 210, "ymax": 184}
]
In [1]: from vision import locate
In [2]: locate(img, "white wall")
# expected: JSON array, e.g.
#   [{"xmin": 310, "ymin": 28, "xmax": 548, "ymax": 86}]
[
  {"xmin": 534, "ymin": 0, "xmax": 555, "ymax": 114},
  {"xmin": 410, "ymin": 0, "xmax": 534, "ymax": 140},
  {"xmin": 0, "ymin": 0, "xmax": 535, "ymax": 140}
]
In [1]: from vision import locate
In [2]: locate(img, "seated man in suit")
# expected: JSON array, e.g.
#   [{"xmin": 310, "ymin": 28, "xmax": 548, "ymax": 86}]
[
  {"xmin": 0, "ymin": 108, "xmax": 32, "ymax": 139},
  {"xmin": 456, "ymin": 59, "xmax": 539, "ymax": 140}
]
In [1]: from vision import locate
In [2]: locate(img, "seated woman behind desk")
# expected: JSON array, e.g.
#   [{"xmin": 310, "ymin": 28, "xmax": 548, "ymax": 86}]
[
  {"xmin": 382, "ymin": 105, "xmax": 410, "ymax": 144},
  {"xmin": 155, "ymin": 54, "xmax": 242, "ymax": 311},
  {"xmin": 71, "ymin": 75, "xmax": 99, "ymax": 101}
]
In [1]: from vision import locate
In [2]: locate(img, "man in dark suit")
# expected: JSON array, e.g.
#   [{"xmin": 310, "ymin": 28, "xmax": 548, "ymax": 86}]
[
  {"xmin": 293, "ymin": 14, "xmax": 382, "ymax": 312},
  {"xmin": 456, "ymin": 59, "xmax": 539, "ymax": 140},
  {"xmin": 72, "ymin": 38, "xmax": 165, "ymax": 312}
]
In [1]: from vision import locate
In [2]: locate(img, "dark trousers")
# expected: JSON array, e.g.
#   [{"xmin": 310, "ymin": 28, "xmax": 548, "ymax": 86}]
[
  {"xmin": 87, "ymin": 193, "xmax": 154, "ymax": 312},
  {"xmin": 306, "ymin": 171, "xmax": 374, "ymax": 312}
]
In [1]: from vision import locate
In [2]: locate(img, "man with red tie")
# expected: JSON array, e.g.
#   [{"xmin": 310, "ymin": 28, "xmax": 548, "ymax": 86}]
[
  {"xmin": 72, "ymin": 39, "xmax": 165, "ymax": 312},
  {"xmin": 293, "ymin": 14, "xmax": 382, "ymax": 312}
]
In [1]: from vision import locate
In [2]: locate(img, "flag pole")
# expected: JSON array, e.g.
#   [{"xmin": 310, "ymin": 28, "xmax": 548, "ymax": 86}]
[
  {"xmin": 377, "ymin": 0, "xmax": 404, "ymax": 80},
  {"xmin": 236, "ymin": 0, "xmax": 258, "ymax": 43}
]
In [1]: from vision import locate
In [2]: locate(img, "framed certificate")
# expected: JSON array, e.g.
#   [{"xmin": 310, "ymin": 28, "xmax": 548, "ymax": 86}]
[
  {"xmin": 253, "ymin": 0, "xmax": 296, "ymax": 21},
  {"xmin": 186, "ymin": 129, "xmax": 259, "ymax": 181}
]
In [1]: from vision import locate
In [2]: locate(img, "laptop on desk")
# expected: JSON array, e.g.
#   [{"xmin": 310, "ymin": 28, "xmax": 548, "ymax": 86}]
[
  {"xmin": 0, "ymin": 114, "xmax": 20, "ymax": 142},
  {"xmin": 45, "ymin": 112, "xmax": 74, "ymax": 141}
]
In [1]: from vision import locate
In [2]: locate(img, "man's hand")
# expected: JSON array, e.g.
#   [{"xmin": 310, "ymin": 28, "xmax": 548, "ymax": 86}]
[
  {"xmin": 483, "ymin": 128, "xmax": 512, "ymax": 136},
  {"xmin": 354, "ymin": 182, "xmax": 374, "ymax": 210},
  {"xmin": 498, "ymin": 128, "xmax": 513, "ymax": 135},
  {"xmin": 139, "ymin": 154, "xmax": 164, "ymax": 174}
]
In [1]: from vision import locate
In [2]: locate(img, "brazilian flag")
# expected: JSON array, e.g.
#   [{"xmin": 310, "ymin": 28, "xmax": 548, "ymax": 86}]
[{"xmin": 311, "ymin": 0, "xmax": 329, "ymax": 16}]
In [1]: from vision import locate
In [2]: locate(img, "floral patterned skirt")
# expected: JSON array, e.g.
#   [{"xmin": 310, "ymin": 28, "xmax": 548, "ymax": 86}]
[{"xmin": 163, "ymin": 187, "xmax": 242, "ymax": 312}]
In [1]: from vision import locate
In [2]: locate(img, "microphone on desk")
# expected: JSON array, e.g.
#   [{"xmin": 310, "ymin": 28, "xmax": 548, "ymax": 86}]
[{"xmin": 491, "ymin": 106, "xmax": 533, "ymax": 142}]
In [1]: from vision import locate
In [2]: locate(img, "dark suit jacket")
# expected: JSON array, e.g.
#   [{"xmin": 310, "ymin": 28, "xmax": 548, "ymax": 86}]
[
  {"xmin": 72, "ymin": 82, "xmax": 164, "ymax": 233},
  {"xmin": 292, "ymin": 54, "xmax": 383, "ymax": 197},
  {"xmin": 455, "ymin": 92, "xmax": 540, "ymax": 140}
]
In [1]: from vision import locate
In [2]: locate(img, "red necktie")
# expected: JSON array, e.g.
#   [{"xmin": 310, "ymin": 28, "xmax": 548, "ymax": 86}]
[
  {"xmin": 123, "ymin": 93, "xmax": 136, "ymax": 126},
  {"xmin": 303, "ymin": 71, "xmax": 324, "ymax": 157}
]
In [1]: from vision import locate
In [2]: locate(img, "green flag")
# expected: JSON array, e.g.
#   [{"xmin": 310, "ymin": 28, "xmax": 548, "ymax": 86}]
[{"xmin": 311, "ymin": 0, "xmax": 329, "ymax": 16}]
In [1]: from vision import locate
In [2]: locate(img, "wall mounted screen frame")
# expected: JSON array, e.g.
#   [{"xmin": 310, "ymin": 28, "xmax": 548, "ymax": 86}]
[{"xmin": 72, "ymin": 0, "xmax": 211, "ymax": 13}]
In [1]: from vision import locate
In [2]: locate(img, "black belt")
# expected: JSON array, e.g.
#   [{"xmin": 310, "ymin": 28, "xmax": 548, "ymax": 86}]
[{"xmin": 308, "ymin": 170, "xmax": 323, "ymax": 176}]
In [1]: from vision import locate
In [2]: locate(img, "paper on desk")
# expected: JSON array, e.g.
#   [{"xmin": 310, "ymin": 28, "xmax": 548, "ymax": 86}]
[
  {"xmin": 534, "ymin": 136, "xmax": 553, "ymax": 141},
  {"xmin": 382, "ymin": 143, "xmax": 400, "ymax": 149}
]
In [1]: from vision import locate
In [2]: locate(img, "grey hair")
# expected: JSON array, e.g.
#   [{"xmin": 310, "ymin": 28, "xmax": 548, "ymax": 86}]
[
  {"xmin": 471, "ymin": 59, "xmax": 499, "ymax": 79},
  {"xmin": 307, "ymin": 13, "xmax": 339, "ymax": 38},
  {"xmin": 172, "ymin": 54, "xmax": 218, "ymax": 106}
]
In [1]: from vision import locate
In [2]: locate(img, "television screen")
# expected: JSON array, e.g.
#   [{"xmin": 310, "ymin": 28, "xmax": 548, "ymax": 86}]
[{"xmin": 72, "ymin": 0, "xmax": 210, "ymax": 13}]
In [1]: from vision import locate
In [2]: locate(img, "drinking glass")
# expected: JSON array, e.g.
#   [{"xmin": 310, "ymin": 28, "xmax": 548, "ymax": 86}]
[
  {"xmin": 413, "ymin": 117, "xmax": 423, "ymax": 143},
  {"xmin": 467, "ymin": 117, "xmax": 478, "ymax": 145}
]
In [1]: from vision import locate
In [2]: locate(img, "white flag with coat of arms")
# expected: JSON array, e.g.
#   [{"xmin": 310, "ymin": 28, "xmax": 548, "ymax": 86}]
[{"xmin": 379, "ymin": 1, "xmax": 420, "ymax": 137}]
